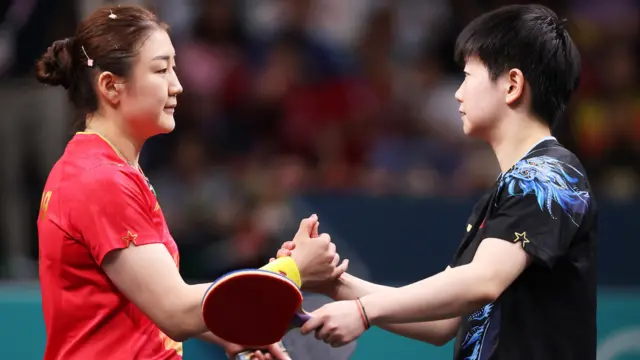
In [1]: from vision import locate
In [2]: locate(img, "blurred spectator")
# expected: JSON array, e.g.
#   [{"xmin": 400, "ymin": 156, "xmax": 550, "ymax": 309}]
[{"xmin": 0, "ymin": 0, "xmax": 638, "ymax": 282}]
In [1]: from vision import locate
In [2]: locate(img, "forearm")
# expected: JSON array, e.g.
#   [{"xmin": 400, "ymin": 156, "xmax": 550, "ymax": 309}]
[
  {"xmin": 362, "ymin": 264, "xmax": 495, "ymax": 325},
  {"xmin": 172, "ymin": 257, "xmax": 301, "ymax": 341},
  {"xmin": 331, "ymin": 273, "xmax": 394, "ymax": 300},
  {"xmin": 334, "ymin": 273, "xmax": 460, "ymax": 345},
  {"xmin": 167, "ymin": 283, "xmax": 211, "ymax": 341}
]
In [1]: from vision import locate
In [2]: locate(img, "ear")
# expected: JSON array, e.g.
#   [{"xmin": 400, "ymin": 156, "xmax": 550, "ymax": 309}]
[
  {"xmin": 97, "ymin": 72, "xmax": 125, "ymax": 106},
  {"xmin": 505, "ymin": 68, "xmax": 525, "ymax": 105}
]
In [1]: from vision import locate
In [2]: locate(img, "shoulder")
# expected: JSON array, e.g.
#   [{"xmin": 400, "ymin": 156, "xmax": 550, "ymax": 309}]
[
  {"xmin": 497, "ymin": 149, "xmax": 592, "ymax": 219},
  {"xmin": 70, "ymin": 164, "xmax": 150, "ymax": 208}
]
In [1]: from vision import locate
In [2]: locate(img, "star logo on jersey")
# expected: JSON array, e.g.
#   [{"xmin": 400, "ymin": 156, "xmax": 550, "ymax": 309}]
[
  {"xmin": 513, "ymin": 232, "xmax": 530, "ymax": 248},
  {"xmin": 122, "ymin": 231, "xmax": 138, "ymax": 247}
]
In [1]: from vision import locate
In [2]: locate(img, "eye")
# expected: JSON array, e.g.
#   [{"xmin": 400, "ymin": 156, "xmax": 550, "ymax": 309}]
[{"xmin": 156, "ymin": 68, "xmax": 168, "ymax": 74}]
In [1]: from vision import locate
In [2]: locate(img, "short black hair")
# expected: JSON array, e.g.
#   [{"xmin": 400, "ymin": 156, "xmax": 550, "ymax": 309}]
[{"xmin": 454, "ymin": 4, "xmax": 581, "ymax": 128}]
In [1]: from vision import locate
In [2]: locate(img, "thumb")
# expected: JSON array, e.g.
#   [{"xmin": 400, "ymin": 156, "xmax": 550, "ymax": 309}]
[{"xmin": 297, "ymin": 214, "xmax": 318, "ymax": 235}]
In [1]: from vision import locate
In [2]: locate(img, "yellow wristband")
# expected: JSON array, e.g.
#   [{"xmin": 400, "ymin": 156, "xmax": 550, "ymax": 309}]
[{"xmin": 260, "ymin": 257, "xmax": 302, "ymax": 288}]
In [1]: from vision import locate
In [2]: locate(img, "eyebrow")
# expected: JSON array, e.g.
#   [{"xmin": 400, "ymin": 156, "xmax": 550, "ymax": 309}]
[{"xmin": 151, "ymin": 55, "xmax": 175, "ymax": 61}]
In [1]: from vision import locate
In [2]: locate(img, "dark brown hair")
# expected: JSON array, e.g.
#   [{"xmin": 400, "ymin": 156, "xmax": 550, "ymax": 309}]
[{"xmin": 35, "ymin": 5, "xmax": 168, "ymax": 116}]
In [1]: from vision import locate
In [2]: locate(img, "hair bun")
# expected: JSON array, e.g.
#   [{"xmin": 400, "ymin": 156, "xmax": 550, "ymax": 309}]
[{"xmin": 36, "ymin": 38, "xmax": 75, "ymax": 88}]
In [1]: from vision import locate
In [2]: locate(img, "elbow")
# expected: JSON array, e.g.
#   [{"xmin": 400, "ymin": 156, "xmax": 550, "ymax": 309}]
[
  {"xmin": 472, "ymin": 270, "xmax": 503, "ymax": 305},
  {"xmin": 477, "ymin": 285, "xmax": 501, "ymax": 305},
  {"xmin": 431, "ymin": 336, "xmax": 453, "ymax": 347},
  {"xmin": 158, "ymin": 314, "xmax": 199, "ymax": 342},
  {"xmin": 156, "ymin": 313, "xmax": 193, "ymax": 343},
  {"xmin": 154, "ymin": 300, "xmax": 202, "ymax": 342},
  {"xmin": 162, "ymin": 329, "xmax": 190, "ymax": 343}
]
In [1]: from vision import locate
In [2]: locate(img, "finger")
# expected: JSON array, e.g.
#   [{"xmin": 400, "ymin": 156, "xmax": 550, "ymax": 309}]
[
  {"xmin": 319, "ymin": 233, "xmax": 332, "ymax": 244},
  {"xmin": 311, "ymin": 221, "xmax": 319, "ymax": 238},
  {"xmin": 269, "ymin": 257, "xmax": 275, "ymax": 263},
  {"xmin": 331, "ymin": 252, "xmax": 340, "ymax": 267},
  {"xmin": 332, "ymin": 259, "xmax": 349, "ymax": 278},
  {"xmin": 317, "ymin": 324, "xmax": 332, "ymax": 341},
  {"xmin": 276, "ymin": 249, "xmax": 291, "ymax": 258},
  {"xmin": 282, "ymin": 241, "xmax": 295, "ymax": 250},
  {"xmin": 297, "ymin": 214, "xmax": 318, "ymax": 235},
  {"xmin": 300, "ymin": 313, "xmax": 323, "ymax": 335},
  {"xmin": 322, "ymin": 330, "xmax": 334, "ymax": 344},
  {"xmin": 253, "ymin": 350, "xmax": 265, "ymax": 360},
  {"xmin": 328, "ymin": 241, "xmax": 336, "ymax": 257},
  {"xmin": 265, "ymin": 354, "xmax": 273, "ymax": 360},
  {"xmin": 328, "ymin": 332, "xmax": 343, "ymax": 347},
  {"xmin": 266, "ymin": 343, "xmax": 290, "ymax": 360}
]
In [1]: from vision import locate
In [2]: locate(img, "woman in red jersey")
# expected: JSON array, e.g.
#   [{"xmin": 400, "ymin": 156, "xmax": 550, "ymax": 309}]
[{"xmin": 35, "ymin": 5, "xmax": 346, "ymax": 360}]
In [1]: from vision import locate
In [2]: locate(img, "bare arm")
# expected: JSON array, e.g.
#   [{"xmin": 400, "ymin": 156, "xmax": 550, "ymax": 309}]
[
  {"xmin": 101, "ymin": 215, "xmax": 333, "ymax": 345},
  {"xmin": 330, "ymin": 270, "xmax": 460, "ymax": 346},
  {"xmin": 102, "ymin": 243, "xmax": 211, "ymax": 342},
  {"xmin": 361, "ymin": 238, "xmax": 531, "ymax": 325}
]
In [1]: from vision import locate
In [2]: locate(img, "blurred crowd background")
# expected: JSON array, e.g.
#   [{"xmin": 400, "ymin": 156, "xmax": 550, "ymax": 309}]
[
  {"xmin": 0, "ymin": 0, "xmax": 638, "ymax": 359},
  {"xmin": 0, "ymin": 0, "xmax": 638, "ymax": 282}
]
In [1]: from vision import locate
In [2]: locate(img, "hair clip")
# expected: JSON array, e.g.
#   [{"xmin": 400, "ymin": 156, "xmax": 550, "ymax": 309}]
[
  {"xmin": 109, "ymin": 10, "xmax": 117, "ymax": 19},
  {"xmin": 81, "ymin": 46, "xmax": 94, "ymax": 67}
]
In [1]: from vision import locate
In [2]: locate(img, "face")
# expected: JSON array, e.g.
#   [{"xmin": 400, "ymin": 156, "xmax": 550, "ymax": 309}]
[
  {"xmin": 118, "ymin": 29, "xmax": 183, "ymax": 137},
  {"xmin": 454, "ymin": 57, "xmax": 506, "ymax": 138}
]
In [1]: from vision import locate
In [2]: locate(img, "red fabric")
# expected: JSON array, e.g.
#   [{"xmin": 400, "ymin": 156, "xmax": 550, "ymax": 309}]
[{"xmin": 38, "ymin": 133, "xmax": 182, "ymax": 360}]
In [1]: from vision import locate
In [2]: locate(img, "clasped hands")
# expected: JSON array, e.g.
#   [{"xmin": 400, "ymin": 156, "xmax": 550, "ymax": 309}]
[
  {"xmin": 225, "ymin": 214, "xmax": 352, "ymax": 359},
  {"xmin": 273, "ymin": 214, "xmax": 370, "ymax": 348}
]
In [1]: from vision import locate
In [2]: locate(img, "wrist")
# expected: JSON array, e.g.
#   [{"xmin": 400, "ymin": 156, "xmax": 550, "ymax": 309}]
[
  {"xmin": 355, "ymin": 298, "xmax": 371, "ymax": 330},
  {"xmin": 326, "ymin": 275, "xmax": 348, "ymax": 300},
  {"xmin": 358, "ymin": 295, "xmax": 379, "ymax": 326},
  {"xmin": 260, "ymin": 256, "xmax": 303, "ymax": 288}
]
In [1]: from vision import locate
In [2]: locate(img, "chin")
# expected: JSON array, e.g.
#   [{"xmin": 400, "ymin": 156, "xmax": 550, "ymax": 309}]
[
  {"xmin": 463, "ymin": 126, "xmax": 484, "ymax": 139},
  {"xmin": 158, "ymin": 116, "xmax": 176, "ymax": 134},
  {"xmin": 461, "ymin": 120, "xmax": 473, "ymax": 136}
]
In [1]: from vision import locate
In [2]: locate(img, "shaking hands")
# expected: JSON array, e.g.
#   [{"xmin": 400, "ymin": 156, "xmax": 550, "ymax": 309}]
[{"xmin": 272, "ymin": 214, "xmax": 349, "ymax": 290}]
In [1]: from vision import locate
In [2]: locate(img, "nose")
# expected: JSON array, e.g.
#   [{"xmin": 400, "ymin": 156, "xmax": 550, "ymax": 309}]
[
  {"xmin": 169, "ymin": 71, "xmax": 183, "ymax": 97},
  {"xmin": 454, "ymin": 83, "xmax": 463, "ymax": 103}
]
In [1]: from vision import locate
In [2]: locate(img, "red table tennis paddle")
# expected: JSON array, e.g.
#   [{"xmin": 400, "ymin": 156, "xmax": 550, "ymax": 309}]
[{"xmin": 201, "ymin": 257, "xmax": 311, "ymax": 349}]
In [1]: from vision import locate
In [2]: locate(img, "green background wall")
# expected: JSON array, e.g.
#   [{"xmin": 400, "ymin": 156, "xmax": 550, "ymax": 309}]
[{"xmin": 1, "ymin": 285, "xmax": 638, "ymax": 359}]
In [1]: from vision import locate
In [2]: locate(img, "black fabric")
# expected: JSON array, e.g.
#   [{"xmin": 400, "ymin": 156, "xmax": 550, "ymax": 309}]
[{"xmin": 450, "ymin": 139, "xmax": 597, "ymax": 360}]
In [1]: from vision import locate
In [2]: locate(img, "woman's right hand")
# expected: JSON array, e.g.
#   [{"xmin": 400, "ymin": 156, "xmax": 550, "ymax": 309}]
[{"xmin": 271, "ymin": 218, "xmax": 348, "ymax": 293}]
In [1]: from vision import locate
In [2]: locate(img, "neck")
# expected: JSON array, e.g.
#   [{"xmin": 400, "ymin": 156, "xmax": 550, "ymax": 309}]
[
  {"xmin": 85, "ymin": 114, "xmax": 143, "ymax": 167},
  {"xmin": 488, "ymin": 114, "xmax": 552, "ymax": 173}
]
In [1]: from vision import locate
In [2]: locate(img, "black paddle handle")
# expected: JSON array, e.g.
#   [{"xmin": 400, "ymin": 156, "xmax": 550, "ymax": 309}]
[{"xmin": 236, "ymin": 341, "xmax": 287, "ymax": 360}]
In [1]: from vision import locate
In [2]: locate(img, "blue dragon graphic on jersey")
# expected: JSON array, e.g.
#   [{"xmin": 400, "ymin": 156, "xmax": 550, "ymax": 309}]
[
  {"xmin": 461, "ymin": 304, "xmax": 494, "ymax": 360},
  {"xmin": 498, "ymin": 155, "xmax": 590, "ymax": 224}
]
